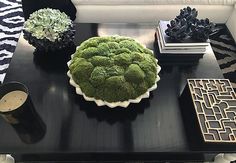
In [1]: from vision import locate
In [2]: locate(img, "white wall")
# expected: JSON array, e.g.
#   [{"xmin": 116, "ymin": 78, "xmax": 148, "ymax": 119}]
[{"xmin": 226, "ymin": 4, "xmax": 236, "ymax": 42}]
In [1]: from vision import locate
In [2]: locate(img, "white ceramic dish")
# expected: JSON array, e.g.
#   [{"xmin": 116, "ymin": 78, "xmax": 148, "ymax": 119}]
[
  {"xmin": 67, "ymin": 44, "xmax": 161, "ymax": 108},
  {"xmin": 67, "ymin": 61, "xmax": 161, "ymax": 108}
]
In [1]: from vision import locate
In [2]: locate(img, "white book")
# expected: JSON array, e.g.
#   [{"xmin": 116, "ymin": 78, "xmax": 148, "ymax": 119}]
[
  {"xmin": 158, "ymin": 20, "xmax": 210, "ymax": 47},
  {"xmin": 156, "ymin": 27, "xmax": 206, "ymax": 54},
  {"xmin": 157, "ymin": 27, "xmax": 206, "ymax": 50}
]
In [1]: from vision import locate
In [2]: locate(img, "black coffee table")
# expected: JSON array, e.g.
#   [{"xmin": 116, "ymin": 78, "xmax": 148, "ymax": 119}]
[{"xmin": 0, "ymin": 23, "xmax": 230, "ymax": 162}]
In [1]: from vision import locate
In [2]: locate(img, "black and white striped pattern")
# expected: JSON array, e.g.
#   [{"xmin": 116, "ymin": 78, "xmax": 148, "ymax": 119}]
[
  {"xmin": 0, "ymin": 0, "xmax": 24, "ymax": 83},
  {"xmin": 210, "ymin": 24, "xmax": 236, "ymax": 89}
]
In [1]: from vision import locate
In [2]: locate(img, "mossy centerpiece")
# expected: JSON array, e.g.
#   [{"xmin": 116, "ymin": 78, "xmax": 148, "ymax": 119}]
[
  {"xmin": 23, "ymin": 8, "xmax": 75, "ymax": 52},
  {"xmin": 67, "ymin": 36, "xmax": 161, "ymax": 108}
]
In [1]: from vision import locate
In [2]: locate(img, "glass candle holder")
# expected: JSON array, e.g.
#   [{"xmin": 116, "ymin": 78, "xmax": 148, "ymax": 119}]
[{"xmin": 0, "ymin": 82, "xmax": 46, "ymax": 144}]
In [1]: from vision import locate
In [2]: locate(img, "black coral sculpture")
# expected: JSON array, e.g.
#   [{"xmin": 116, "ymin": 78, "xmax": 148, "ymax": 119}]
[
  {"xmin": 190, "ymin": 18, "xmax": 216, "ymax": 41},
  {"xmin": 165, "ymin": 6, "xmax": 217, "ymax": 41},
  {"xmin": 165, "ymin": 18, "xmax": 189, "ymax": 41},
  {"xmin": 177, "ymin": 6, "xmax": 198, "ymax": 25}
]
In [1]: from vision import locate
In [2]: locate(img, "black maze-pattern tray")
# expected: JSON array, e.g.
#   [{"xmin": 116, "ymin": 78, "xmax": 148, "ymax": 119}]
[{"xmin": 185, "ymin": 79, "xmax": 236, "ymax": 143}]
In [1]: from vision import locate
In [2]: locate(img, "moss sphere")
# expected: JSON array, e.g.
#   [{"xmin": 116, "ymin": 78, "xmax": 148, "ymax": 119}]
[{"xmin": 69, "ymin": 36, "xmax": 158, "ymax": 102}]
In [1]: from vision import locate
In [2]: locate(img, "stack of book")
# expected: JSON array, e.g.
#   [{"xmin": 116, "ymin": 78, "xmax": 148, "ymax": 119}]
[{"xmin": 155, "ymin": 20, "xmax": 210, "ymax": 63}]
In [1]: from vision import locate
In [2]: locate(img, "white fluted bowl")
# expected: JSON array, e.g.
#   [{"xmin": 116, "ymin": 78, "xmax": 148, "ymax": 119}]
[{"xmin": 67, "ymin": 54, "xmax": 161, "ymax": 108}]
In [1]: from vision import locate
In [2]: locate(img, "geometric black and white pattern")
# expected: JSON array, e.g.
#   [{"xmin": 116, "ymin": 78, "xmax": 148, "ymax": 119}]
[
  {"xmin": 0, "ymin": 0, "xmax": 24, "ymax": 83},
  {"xmin": 188, "ymin": 79, "xmax": 236, "ymax": 142},
  {"xmin": 210, "ymin": 25, "xmax": 236, "ymax": 90}
]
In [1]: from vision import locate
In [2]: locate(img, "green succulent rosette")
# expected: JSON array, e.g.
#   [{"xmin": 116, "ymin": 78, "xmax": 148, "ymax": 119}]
[
  {"xmin": 23, "ymin": 8, "xmax": 75, "ymax": 51},
  {"xmin": 69, "ymin": 36, "xmax": 160, "ymax": 103},
  {"xmin": 24, "ymin": 8, "xmax": 72, "ymax": 42}
]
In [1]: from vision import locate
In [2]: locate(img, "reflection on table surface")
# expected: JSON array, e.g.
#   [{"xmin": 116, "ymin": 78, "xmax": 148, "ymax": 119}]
[{"xmin": 0, "ymin": 23, "xmax": 228, "ymax": 162}]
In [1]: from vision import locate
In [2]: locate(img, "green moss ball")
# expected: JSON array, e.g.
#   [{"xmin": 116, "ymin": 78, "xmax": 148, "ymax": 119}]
[{"xmin": 69, "ymin": 36, "xmax": 158, "ymax": 102}]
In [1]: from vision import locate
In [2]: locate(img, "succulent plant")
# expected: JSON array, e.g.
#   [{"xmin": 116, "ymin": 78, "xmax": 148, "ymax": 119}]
[
  {"xmin": 190, "ymin": 18, "xmax": 216, "ymax": 41},
  {"xmin": 69, "ymin": 36, "xmax": 159, "ymax": 102},
  {"xmin": 23, "ymin": 8, "xmax": 75, "ymax": 51},
  {"xmin": 165, "ymin": 18, "xmax": 189, "ymax": 41}
]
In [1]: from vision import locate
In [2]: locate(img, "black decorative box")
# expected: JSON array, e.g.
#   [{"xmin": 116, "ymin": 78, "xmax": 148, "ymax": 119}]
[{"xmin": 179, "ymin": 79, "xmax": 236, "ymax": 150}]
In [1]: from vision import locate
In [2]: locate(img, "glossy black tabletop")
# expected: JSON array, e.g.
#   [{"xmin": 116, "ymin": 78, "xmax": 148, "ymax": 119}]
[{"xmin": 0, "ymin": 23, "xmax": 229, "ymax": 162}]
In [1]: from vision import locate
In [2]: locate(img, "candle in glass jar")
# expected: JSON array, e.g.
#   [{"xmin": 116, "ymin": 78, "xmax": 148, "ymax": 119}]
[{"xmin": 0, "ymin": 90, "xmax": 28, "ymax": 112}]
